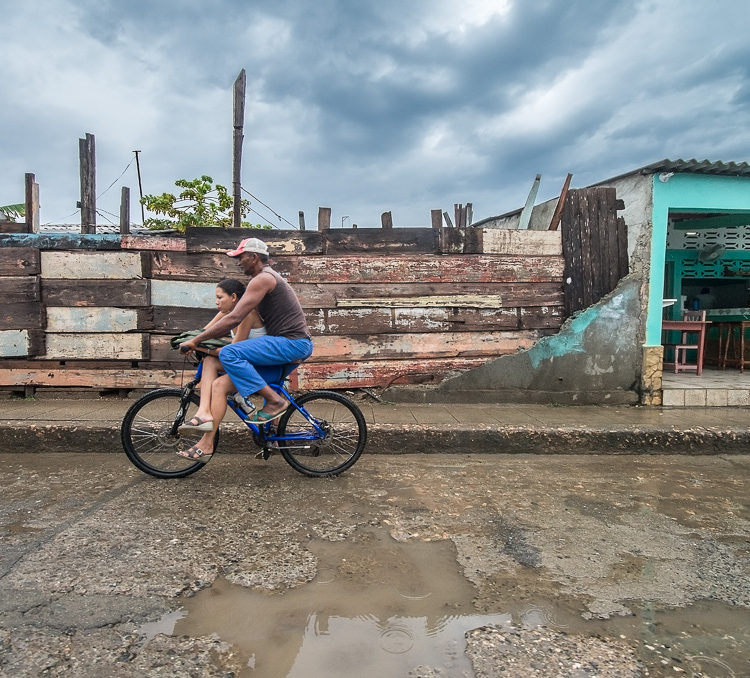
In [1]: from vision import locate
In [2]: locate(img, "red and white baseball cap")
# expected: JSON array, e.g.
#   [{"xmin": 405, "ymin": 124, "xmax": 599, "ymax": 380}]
[{"xmin": 226, "ymin": 237, "xmax": 269, "ymax": 257}]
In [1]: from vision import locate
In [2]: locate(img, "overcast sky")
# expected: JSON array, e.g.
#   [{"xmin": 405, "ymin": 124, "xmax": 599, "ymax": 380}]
[{"xmin": 3, "ymin": 0, "xmax": 750, "ymax": 229}]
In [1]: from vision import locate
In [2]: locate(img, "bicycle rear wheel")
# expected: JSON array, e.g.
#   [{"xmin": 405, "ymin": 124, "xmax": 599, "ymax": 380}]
[
  {"xmin": 121, "ymin": 388, "xmax": 220, "ymax": 479},
  {"xmin": 276, "ymin": 391, "xmax": 367, "ymax": 477}
]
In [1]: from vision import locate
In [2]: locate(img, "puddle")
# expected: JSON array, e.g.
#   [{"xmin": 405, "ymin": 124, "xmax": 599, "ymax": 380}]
[
  {"xmin": 173, "ymin": 529, "xmax": 510, "ymax": 677},
  {"xmin": 164, "ymin": 528, "xmax": 749, "ymax": 677}
]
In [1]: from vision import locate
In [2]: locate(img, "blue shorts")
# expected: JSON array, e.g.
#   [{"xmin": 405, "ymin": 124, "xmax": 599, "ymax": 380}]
[{"xmin": 218, "ymin": 335, "xmax": 313, "ymax": 396}]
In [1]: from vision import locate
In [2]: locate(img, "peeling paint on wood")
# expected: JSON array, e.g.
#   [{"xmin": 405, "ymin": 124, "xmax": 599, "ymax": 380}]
[
  {"xmin": 295, "ymin": 357, "xmax": 490, "ymax": 389},
  {"xmin": 0, "ymin": 247, "xmax": 40, "ymax": 275},
  {"xmin": 0, "ymin": 330, "xmax": 31, "ymax": 357},
  {"xmin": 151, "ymin": 279, "xmax": 217, "ymax": 308},
  {"xmin": 0, "ymin": 234, "xmax": 123, "ymax": 250},
  {"xmin": 46, "ymin": 307, "xmax": 139, "ymax": 332},
  {"xmin": 150, "ymin": 251, "xmax": 239, "ymax": 280},
  {"xmin": 482, "ymin": 229, "xmax": 562, "ymax": 255},
  {"xmin": 0, "ymin": 367, "xmax": 181, "ymax": 388},
  {"xmin": 336, "ymin": 295, "xmax": 504, "ymax": 308},
  {"xmin": 41, "ymin": 251, "xmax": 144, "ymax": 279},
  {"xmin": 41, "ymin": 279, "xmax": 149, "ymax": 307},
  {"xmin": 0, "ymin": 275, "xmax": 40, "ymax": 303},
  {"xmin": 121, "ymin": 235, "xmax": 186, "ymax": 252},
  {"xmin": 45, "ymin": 333, "xmax": 146, "ymax": 360}
]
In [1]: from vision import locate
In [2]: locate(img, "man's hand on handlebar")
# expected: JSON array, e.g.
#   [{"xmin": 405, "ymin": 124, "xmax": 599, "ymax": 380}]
[{"xmin": 179, "ymin": 338, "xmax": 200, "ymax": 355}]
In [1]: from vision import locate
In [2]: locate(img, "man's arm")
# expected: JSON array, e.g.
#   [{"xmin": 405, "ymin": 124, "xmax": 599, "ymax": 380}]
[{"xmin": 180, "ymin": 273, "xmax": 275, "ymax": 353}]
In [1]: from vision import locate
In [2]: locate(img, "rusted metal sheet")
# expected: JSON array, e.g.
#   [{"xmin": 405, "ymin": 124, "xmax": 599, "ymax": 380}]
[
  {"xmin": 41, "ymin": 251, "xmax": 144, "ymax": 280},
  {"xmin": 0, "ymin": 275, "xmax": 40, "ymax": 303},
  {"xmin": 309, "ymin": 330, "xmax": 541, "ymax": 362},
  {"xmin": 45, "ymin": 333, "xmax": 147, "ymax": 360},
  {"xmin": 0, "ymin": 247, "xmax": 40, "ymax": 275},
  {"xmin": 295, "ymin": 357, "xmax": 490, "ymax": 389},
  {"xmin": 275, "ymin": 255, "xmax": 564, "ymax": 284},
  {"xmin": 41, "ymin": 280, "xmax": 149, "ymax": 307}
]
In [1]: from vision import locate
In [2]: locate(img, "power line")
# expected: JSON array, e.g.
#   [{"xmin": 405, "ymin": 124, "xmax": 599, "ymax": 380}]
[
  {"xmin": 97, "ymin": 159, "xmax": 134, "ymax": 200},
  {"xmin": 240, "ymin": 186, "xmax": 297, "ymax": 229}
]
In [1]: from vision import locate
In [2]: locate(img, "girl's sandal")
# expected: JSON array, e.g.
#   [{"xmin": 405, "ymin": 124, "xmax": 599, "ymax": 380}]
[
  {"xmin": 176, "ymin": 445, "xmax": 213, "ymax": 463},
  {"xmin": 178, "ymin": 416, "xmax": 214, "ymax": 432}
]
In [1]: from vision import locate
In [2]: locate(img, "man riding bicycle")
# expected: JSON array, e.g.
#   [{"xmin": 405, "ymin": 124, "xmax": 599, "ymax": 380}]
[{"xmin": 178, "ymin": 237, "xmax": 313, "ymax": 461}]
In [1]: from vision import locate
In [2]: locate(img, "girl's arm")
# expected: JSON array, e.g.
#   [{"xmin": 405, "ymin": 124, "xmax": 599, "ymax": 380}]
[
  {"xmin": 204, "ymin": 311, "xmax": 223, "ymax": 330},
  {"xmin": 232, "ymin": 309, "xmax": 262, "ymax": 343}
]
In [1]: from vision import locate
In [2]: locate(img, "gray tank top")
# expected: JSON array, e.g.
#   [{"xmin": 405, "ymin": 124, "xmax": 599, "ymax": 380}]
[{"xmin": 256, "ymin": 267, "xmax": 310, "ymax": 339}]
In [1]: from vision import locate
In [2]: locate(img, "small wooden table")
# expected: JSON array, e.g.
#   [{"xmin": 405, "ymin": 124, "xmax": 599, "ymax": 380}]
[{"xmin": 662, "ymin": 319, "xmax": 711, "ymax": 375}]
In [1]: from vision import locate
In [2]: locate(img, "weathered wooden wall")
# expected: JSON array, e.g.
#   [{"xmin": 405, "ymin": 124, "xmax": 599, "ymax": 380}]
[{"xmin": 0, "ymin": 227, "xmax": 564, "ymax": 392}]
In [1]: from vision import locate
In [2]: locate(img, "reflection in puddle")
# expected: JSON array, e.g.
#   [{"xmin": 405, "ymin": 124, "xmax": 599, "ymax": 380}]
[{"xmin": 174, "ymin": 530, "xmax": 510, "ymax": 677}]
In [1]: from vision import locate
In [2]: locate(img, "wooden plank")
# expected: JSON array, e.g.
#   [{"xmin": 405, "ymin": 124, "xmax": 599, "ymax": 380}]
[
  {"xmin": 41, "ymin": 251, "xmax": 144, "ymax": 279},
  {"xmin": 186, "ymin": 227, "xmax": 324, "ymax": 255},
  {"xmin": 0, "ymin": 302, "xmax": 44, "ymax": 330},
  {"xmin": 436, "ymin": 227, "xmax": 483, "ymax": 254},
  {"xmin": 318, "ymin": 207, "xmax": 331, "ymax": 231},
  {"xmin": 381, "ymin": 211, "xmax": 393, "ymax": 230},
  {"xmin": 119, "ymin": 186, "xmax": 130, "ymax": 234},
  {"xmin": 548, "ymin": 173, "xmax": 572, "ymax": 231},
  {"xmin": 519, "ymin": 306, "xmax": 565, "ymax": 329},
  {"xmin": 45, "ymin": 333, "xmax": 146, "ymax": 360},
  {"xmin": 0, "ymin": 234, "xmax": 122, "ymax": 250},
  {"xmin": 431, "ymin": 210, "xmax": 442, "ymax": 229},
  {"xmin": 25, "ymin": 173, "xmax": 40, "ymax": 233},
  {"xmin": 322, "ymin": 228, "xmax": 437, "ymax": 254},
  {"xmin": 295, "ymin": 357, "xmax": 491, "ymax": 390},
  {"xmin": 274, "ymin": 255, "xmax": 564, "ymax": 284},
  {"xmin": 46, "ymin": 307, "xmax": 140, "ymax": 333},
  {"xmin": 617, "ymin": 216, "xmax": 629, "ymax": 281},
  {"xmin": 0, "ymin": 247, "xmax": 40, "ymax": 275},
  {"xmin": 41, "ymin": 279, "xmax": 149, "ymax": 307},
  {"xmin": 308, "ymin": 330, "xmax": 541, "ymax": 362},
  {"xmin": 308, "ymin": 307, "xmax": 523, "ymax": 335},
  {"xmin": 151, "ymin": 307, "xmax": 218, "ymax": 333},
  {"xmin": 482, "ymin": 229, "xmax": 562, "ymax": 256},
  {"xmin": 293, "ymin": 282, "xmax": 564, "ymax": 309},
  {"xmin": 151, "ymin": 279, "xmax": 217, "ymax": 308},
  {"xmin": 335, "ymin": 295, "xmax": 504, "ymax": 309},
  {"xmin": 561, "ymin": 190, "xmax": 584, "ymax": 316},
  {"xmin": 150, "ymin": 251, "xmax": 241, "ymax": 280},
  {"xmin": 121, "ymin": 236, "xmax": 186, "ymax": 252},
  {"xmin": 0, "ymin": 330, "xmax": 32, "ymax": 357},
  {"xmin": 0, "ymin": 275, "xmax": 40, "ymax": 303},
  {"xmin": 0, "ymin": 367, "xmax": 183, "ymax": 389}
]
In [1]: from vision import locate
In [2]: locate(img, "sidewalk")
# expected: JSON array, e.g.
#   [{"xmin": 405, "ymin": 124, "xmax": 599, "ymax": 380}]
[{"xmin": 0, "ymin": 395, "xmax": 748, "ymax": 455}]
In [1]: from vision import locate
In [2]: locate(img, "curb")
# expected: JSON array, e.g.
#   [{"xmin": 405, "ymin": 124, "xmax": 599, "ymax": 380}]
[{"xmin": 1, "ymin": 422, "xmax": 748, "ymax": 456}]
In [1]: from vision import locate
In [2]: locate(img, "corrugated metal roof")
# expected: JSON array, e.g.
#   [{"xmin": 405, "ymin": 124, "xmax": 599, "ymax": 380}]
[{"xmin": 598, "ymin": 158, "xmax": 750, "ymax": 184}]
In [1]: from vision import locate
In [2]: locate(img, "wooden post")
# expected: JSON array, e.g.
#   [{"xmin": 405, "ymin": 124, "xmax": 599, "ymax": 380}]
[
  {"xmin": 466, "ymin": 203, "xmax": 473, "ymax": 227},
  {"xmin": 25, "ymin": 173, "xmax": 40, "ymax": 233},
  {"xmin": 318, "ymin": 207, "xmax": 331, "ymax": 231},
  {"xmin": 381, "ymin": 211, "xmax": 393, "ymax": 229},
  {"xmin": 548, "ymin": 173, "xmax": 573, "ymax": 231},
  {"xmin": 430, "ymin": 209, "xmax": 442, "ymax": 229},
  {"xmin": 120, "ymin": 186, "xmax": 131, "ymax": 234},
  {"xmin": 518, "ymin": 174, "xmax": 541, "ymax": 230},
  {"xmin": 232, "ymin": 69, "xmax": 246, "ymax": 230},
  {"xmin": 443, "ymin": 211, "xmax": 454, "ymax": 228},
  {"xmin": 79, "ymin": 133, "xmax": 96, "ymax": 234},
  {"xmin": 298, "ymin": 210, "xmax": 306, "ymax": 231}
]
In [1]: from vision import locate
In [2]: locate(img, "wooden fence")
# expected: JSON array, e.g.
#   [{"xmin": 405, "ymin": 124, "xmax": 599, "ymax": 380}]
[{"xmin": 0, "ymin": 227, "xmax": 564, "ymax": 394}]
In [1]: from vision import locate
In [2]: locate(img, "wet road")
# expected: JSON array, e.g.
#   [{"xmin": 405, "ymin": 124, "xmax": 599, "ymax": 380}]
[{"xmin": 0, "ymin": 452, "xmax": 748, "ymax": 677}]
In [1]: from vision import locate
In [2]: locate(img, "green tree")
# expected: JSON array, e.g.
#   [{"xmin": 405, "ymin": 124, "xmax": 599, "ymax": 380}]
[
  {"xmin": 0, "ymin": 203, "xmax": 24, "ymax": 221},
  {"xmin": 140, "ymin": 176, "xmax": 269, "ymax": 232}
]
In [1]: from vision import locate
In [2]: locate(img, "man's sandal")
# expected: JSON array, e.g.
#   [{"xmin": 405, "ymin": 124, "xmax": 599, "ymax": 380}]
[
  {"xmin": 178, "ymin": 416, "xmax": 214, "ymax": 432},
  {"xmin": 248, "ymin": 409, "xmax": 286, "ymax": 424},
  {"xmin": 176, "ymin": 445, "xmax": 213, "ymax": 463}
]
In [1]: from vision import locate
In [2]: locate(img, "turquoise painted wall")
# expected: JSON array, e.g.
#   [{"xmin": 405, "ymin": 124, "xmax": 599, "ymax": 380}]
[{"xmin": 646, "ymin": 173, "xmax": 750, "ymax": 346}]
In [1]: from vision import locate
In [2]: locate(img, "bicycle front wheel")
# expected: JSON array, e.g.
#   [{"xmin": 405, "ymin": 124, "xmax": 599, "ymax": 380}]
[
  {"xmin": 121, "ymin": 388, "xmax": 220, "ymax": 479},
  {"xmin": 276, "ymin": 391, "xmax": 367, "ymax": 477}
]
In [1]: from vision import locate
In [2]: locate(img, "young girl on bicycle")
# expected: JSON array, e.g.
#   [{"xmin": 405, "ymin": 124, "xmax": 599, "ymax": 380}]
[{"xmin": 178, "ymin": 278, "xmax": 265, "ymax": 433}]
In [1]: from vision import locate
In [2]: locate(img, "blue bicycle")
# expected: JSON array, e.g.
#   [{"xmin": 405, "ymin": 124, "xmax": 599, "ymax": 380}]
[{"xmin": 120, "ymin": 362, "xmax": 367, "ymax": 479}]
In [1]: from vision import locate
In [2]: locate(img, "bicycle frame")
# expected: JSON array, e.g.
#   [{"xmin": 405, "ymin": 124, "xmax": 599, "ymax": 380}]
[{"xmin": 180, "ymin": 361, "xmax": 326, "ymax": 452}]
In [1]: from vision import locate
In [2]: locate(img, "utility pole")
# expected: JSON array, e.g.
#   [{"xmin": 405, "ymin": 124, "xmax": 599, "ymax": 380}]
[{"xmin": 233, "ymin": 69, "xmax": 246, "ymax": 229}]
